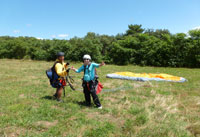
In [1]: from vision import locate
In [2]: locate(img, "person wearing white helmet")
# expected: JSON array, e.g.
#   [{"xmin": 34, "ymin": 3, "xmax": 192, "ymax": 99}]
[
  {"xmin": 71, "ymin": 54, "xmax": 105, "ymax": 109},
  {"xmin": 83, "ymin": 54, "xmax": 91, "ymax": 60}
]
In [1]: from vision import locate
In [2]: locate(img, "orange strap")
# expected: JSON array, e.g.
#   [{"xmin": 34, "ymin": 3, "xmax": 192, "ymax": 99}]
[
  {"xmin": 60, "ymin": 79, "xmax": 66, "ymax": 87},
  {"xmin": 87, "ymin": 82, "xmax": 90, "ymax": 91}
]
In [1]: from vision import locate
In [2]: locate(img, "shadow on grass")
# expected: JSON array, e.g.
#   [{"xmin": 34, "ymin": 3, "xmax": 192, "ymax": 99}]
[
  {"xmin": 41, "ymin": 95, "xmax": 55, "ymax": 100},
  {"xmin": 75, "ymin": 101, "xmax": 92, "ymax": 107}
]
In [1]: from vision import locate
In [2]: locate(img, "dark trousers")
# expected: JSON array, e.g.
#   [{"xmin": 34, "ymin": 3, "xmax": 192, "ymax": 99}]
[{"xmin": 83, "ymin": 80, "xmax": 101, "ymax": 107}]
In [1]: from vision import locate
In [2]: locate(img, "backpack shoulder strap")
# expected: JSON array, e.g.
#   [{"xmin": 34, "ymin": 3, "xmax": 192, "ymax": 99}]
[
  {"xmin": 84, "ymin": 63, "xmax": 91, "ymax": 75},
  {"xmin": 52, "ymin": 61, "xmax": 60, "ymax": 80},
  {"xmin": 84, "ymin": 65, "xmax": 86, "ymax": 74},
  {"xmin": 52, "ymin": 61, "xmax": 62, "ymax": 72},
  {"xmin": 52, "ymin": 62, "xmax": 58, "ymax": 72}
]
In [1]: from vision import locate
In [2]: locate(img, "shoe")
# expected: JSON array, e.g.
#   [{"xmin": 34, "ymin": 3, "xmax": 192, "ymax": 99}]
[
  {"xmin": 97, "ymin": 106, "xmax": 102, "ymax": 109},
  {"xmin": 86, "ymin": 102, "xmax": 91, "ymax": 107},
  {"xmin": 53, "ymin": 93, "xmax": 57, "ymax": 98},
  {"xmin": 57, "ymin": 98, "xmax": 63, "ymax": 102}
]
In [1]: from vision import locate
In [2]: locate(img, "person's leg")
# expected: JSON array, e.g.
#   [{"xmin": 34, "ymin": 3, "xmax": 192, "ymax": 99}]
[
  {"xmin": 56, "ymin": 87, "xmax": 63, "ymax": 100},
  {"xmin": 53, "ymin": 90, "xmax": 58, "ymax": 98},
  {"xmin": 89, "ymin": 81, "xmax": 101, "ymax": 107},
  {"xmin": 83, "ymin": 86, "xmax": 91, "ymax": 106},
  {"xmin": 90, "ymin": 91, "xmax": 101, "ymax": 107}
]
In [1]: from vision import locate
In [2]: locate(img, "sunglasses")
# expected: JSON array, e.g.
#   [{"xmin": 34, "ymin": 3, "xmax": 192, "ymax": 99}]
[{"xmin": 84, "ymin": 59, "xmax": 90, "ymax": 60}]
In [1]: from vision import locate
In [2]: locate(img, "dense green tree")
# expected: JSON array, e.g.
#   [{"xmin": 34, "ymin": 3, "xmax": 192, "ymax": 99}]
[
  {"xmin": 125, "ymin": 24, "xmax": 144, "ymax": 36},
  {"xmin": 188, "ymin": 29, "xmax": 200, "ymax": 67},
  {"xmin": 0, "ymin": 24, "xmax": 200, "ymax": 67}
]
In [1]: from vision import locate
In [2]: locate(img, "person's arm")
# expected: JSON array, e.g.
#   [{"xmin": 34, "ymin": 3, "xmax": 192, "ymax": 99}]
[
  {"xmin": 64, "ymin": 62, "xmax": 70, "ymax": 69},
  {"xmin": 100, "ymin": 62, "xmax": 105, "ymax": 67},
  {"xmin": 71, "ymin": 65, "xmax": 84, "ymax": 73},
  {"xmin": 55, "ymin": 63, "xmax": 67, "ymax": 77},
  {"xmin": 92, "ymin": 62, "xmax": 105, "ymax": 68},
  {"xmin": 64, "ymin": 62, "xmax": 70, "ymax": 73}
]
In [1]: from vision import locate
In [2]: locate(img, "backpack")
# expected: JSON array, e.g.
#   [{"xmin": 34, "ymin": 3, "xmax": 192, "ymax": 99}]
[{"xmin": 46, "ymin": 62, "xmax": 60, "ymax": 88}]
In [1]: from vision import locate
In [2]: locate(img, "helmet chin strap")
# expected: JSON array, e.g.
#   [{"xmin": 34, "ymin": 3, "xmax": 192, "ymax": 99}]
[{"xmin": 84, "ymin": 61, "xmax": 90, "ymax": 66}]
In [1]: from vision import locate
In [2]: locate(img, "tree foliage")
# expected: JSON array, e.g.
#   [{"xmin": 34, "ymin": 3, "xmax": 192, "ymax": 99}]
[{"xmin": 0, "ymin": 25, "xmax": 200, "ymax": 67}]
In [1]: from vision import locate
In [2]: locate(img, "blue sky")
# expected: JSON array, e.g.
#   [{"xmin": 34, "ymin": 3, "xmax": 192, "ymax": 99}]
[{"xmin": 0, "ymin": 0, "xmax": 200, "ymax": 39}]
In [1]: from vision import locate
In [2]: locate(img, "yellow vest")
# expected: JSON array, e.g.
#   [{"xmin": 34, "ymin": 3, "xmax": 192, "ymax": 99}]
[{"xmin": 55, "ymin": 59, "xmax": 68, "ymax": 78}]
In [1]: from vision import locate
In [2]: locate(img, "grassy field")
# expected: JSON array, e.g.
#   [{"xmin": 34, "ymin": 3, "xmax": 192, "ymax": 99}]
[{"xmin": 0, "ymin": 59, "xmax": 200, "ymax": 137}]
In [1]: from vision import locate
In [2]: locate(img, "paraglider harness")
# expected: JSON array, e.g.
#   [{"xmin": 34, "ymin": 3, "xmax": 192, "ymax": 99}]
[
  {"xmin": 82, "ymin": 63, "xmax": 103, "ymax": 94},
  {"xmin": 46, "ymin": 62, "xmax": 75, "ymax": 97}
]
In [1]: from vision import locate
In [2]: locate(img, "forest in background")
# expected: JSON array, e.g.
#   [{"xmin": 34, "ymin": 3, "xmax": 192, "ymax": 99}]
[{"xmin": 0, "ymin": 24, "xmax": 200, "ymax": 67}]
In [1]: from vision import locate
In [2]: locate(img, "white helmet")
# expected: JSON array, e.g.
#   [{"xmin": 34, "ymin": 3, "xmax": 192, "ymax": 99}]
[{"xmin": 83, "ymin": 54, "xmax": 91, "ymax": 60}]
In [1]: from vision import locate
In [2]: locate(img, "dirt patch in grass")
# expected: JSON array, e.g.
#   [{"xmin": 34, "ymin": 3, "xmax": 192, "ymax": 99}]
[
  {"xmin": 154, "ymin": 95, "xmax": 178, "ymax": 113},
  {"xmin": 115, "ymin": 98, "xmax": 132, "ymax": 111},
  {"xmin": 133, "ymin": 82, "xmax": 146, "ymax": 88},
  {"xmin": 32, "ymin": 106, "xmax": 39, "ymax": 109},
  {"xmin": 150, "ymin": 89, "xmax": 156, "ymax": 94},
  {"xmin": 19, "ymin": 94, "xmax": 25, "ymax": 98},
  {"xmin": 86, "ymin": 111, "xmax": 125, "ymax": 127},
  {"xmin": 77, "ymin": 126, "xmax": 88, "ymax": 137},
  {"xmin": 133, "ymin": 81, "xmax": 155, "ymax": 89},
  {"xmin": 32, "ymin": 103, "xmax": 40, "ymax": 109},
  {"xmin": 51, "ymin": 105, "xmax": 64, "ymax": 111},
  {"xmin": 104, "ymin": 90, "xmax": 133, "ymax": 112},
  {"xmin": 104, "ymin": 91, "xmax": 131, "ymax": 109},
  {"xmin": 103, "ymin": 79, "xmax": 124, "ymax": 88},
  {"xmin": 68, "ymin": 116, "xmax": 77, "ymax": 121},
  {"xmin": 197, "ymin": 102, "xmax": 200, "ymax": 105},
  {"xmin": 1, "ymin": 127, "xmax": 28, "ymax": 137},
  {"xmin": 62, "ymin": 125, "xmax": 91, "ymax": 137},
  {"xmin": 104, "ymin": 96, "xmax": 118, "ymax": 103},
  {"xmin": 145, "ymin": 94, "xmax": 179, "ymax": 122},
  {"xmin": 35, "ymin": 120, "xmax": 58, "ymax": 128},
  {"xmin": 187, "ymin": 124, "xmax": 200, "ymax": 137},
  {"xmin": 142, "ymin": 84, "xmax": 152, "ymax": 88}
]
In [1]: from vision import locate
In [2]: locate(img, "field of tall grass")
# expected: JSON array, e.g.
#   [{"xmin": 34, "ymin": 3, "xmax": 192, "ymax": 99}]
[{"xmin": 0, "ymin": 59, "xmax": 200, "ymax": 137}]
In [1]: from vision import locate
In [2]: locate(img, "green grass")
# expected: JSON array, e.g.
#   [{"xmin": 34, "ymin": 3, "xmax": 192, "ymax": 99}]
[{"xmin": 0, "ymin": 59, "xmax": 200, "ymax": 137}]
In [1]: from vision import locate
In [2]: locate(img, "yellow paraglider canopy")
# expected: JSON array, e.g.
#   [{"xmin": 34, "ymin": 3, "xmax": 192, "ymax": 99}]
[
  {"xmin": 107, "ymin": 72, "xmax": 186, "ymax": 82},
  {"xmin": 115, "ymin": 72, "xmax": 181, "ymax": 81}
]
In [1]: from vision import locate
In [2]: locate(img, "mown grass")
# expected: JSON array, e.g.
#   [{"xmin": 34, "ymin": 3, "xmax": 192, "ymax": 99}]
[{"xmin": 0, "ymin": 59, "xmax": 200, "ymax": 137}]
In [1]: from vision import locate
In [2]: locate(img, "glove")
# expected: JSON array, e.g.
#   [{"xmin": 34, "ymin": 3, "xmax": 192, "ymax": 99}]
[
  {"xmin": 66, "ymin": 62, "xmax": 70, "ymax": 65},
  {"xmin": 66, "ymin": 68, "xmax": 70, "ymax": 73}
]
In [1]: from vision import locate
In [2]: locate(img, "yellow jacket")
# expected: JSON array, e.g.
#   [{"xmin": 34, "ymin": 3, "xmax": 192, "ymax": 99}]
[{"xmin": 55, "ymin": 60, "xmax": 68, "ymax": 78}]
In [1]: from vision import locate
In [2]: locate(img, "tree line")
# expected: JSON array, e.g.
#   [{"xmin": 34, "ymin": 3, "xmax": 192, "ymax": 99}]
[{"xmin": 0, "ymin": 24, "xmax": 200, "ymax": 67}]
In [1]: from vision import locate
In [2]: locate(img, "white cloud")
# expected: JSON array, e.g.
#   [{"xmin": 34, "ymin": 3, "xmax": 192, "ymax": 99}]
[
  {"xmin": 58, "ymin": 34, "xmax": 69, "ymax": 38},
  {"xmin": 51, "ymin": 35, "xmax": 56, "ymax": 38},
  {"xmin": 36, "ymin": 37, "xmax": 44, "ymax": 40},
  {"xmin": 13, "ymin": 30, "xmax": 20, "ymax": 33},
  {"xmin": 26, "ymin": 24, "xmax": 32, "ymax": 27},
  {"xmin": 192, "ymin": 26, "xmax": 200, "ymax": 30},
  {"xmin": 185, "ymin": 33, "xmax": 191, "ymax": 38}
]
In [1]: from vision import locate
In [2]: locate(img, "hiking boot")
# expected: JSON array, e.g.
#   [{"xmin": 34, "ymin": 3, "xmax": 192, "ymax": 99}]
[
  {"xmin": 53, "ymin": 93, "xmax": 58, "ymax": 98},
  {"xmin": 86, "ymin": 103, "xmax": 91, "ymax": 107},
  {"xmin": 57, "ymin": 98, "xmax": 63, "ymax": 102},
  {"xmin": 97, "ymin": 106, "xmax": 102, "ymax": 109}
]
